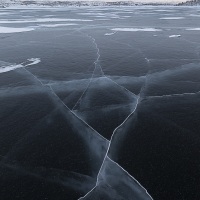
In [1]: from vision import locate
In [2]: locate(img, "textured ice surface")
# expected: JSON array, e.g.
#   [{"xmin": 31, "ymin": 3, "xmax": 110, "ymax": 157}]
[
  {"xmin": 108, "ymin": 93, "xmax": 200, "ymax": 200},
  {"xmin": 73, "ymin": 76, "xmax": 138, "ymax": 139},
  {"xmin": 0, "ymin": 91, "xmax": 109, "ymax": 199},
  {"xmin": 1, "ymin": 6, "xmax": 200, "ymax": 200},
  {"xmin": 80, "ymin": 157, "xmax": 153, "ymax": 200}
]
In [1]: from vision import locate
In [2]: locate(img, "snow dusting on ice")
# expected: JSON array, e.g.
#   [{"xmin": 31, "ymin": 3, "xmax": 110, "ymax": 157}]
[
  {"xmin": 0, "ymin": 58, "xmax": 41, "ymax": 73},
  {"xmin": 160, "ymin": 17, "xmax": 184, "ymax": 20},
  {"xmin": 169, "ymin": 35, "xmax": 181, "ymax": 38},
  {"xmin": 186, "ymin": 28, "xmax": 200, "ymax": 31},
  {"xmin": 39, "ymin": 23, "xmax": 78, "ymax": 28},
  {"xmin": 0, "ymin": 26, "xmax": 34, "ymax": 33},
  {"xmin": 111, "ymin": 28, "xmax": 162, "ymax": 32},
  {"xmin": 104, "ymin": 32, "xmax": 116, "ymax": 36},
  {"xmin": 0, "ymin": 18, "xmax": 92, "ymax": 24}
]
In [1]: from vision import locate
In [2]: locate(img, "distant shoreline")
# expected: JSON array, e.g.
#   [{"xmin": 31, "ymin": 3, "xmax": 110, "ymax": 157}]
[
  {"xmin": 0, "ymin": 1, "xmax": 176, "ymax": 8},
  {"xmin": 1, "ymin": 1, "xmax": 200, "ymax": 8}
]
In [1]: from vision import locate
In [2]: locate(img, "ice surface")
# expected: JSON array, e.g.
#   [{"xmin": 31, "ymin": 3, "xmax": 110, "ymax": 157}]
[
  {"xmin": 1, "ymin": 6, "xmax": 200, "ymax": 200},
  {"xmin": 111, "ymin": 28, "xmax": 162, "ymax": 32},
  {"xmin": 80, "ymin": 157, "xmax": 152, "ymax": 200},
  {"xmin": 1, "ymin": 92, "xmax": 109, "ymax": 199},
  {"xmin": 1, "ymin": 157, "xmax": 96, "ymax": 193},
  {"xmin": 107, "ymin": 94, "xmax": 200, "ymax": 200},
  {"xmin": 0, "ymin": 26, "xmax": 34, "ymax": 33},
  {"xmin": 144, "ymin": 62, "xmax": 200, "ymax": 96},
  {"xmin": 71, "ymin": 74, "xmax": 138, "ymax": 139},
  {"xmin": 0, "ymin": 12, "xmax": 9, "ymax": 15}
]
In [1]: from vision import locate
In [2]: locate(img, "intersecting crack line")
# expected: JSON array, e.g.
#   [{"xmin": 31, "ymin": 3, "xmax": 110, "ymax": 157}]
[
  {"xmin": 69, "ymin": 31, "xmax": 153, "ymax": 199},
  {"xmin": 5, "ymin": 31, "xmax": 151, "ymax": 199},
  {"xmin": 71, "ymin": 31, "xmax": 140, "ymax": 111},
  {"xmin": 21, "ymin": 66, "xmax": 108, "ymax": 142},
  {"xmin": 78, "ymin": 88, "xmax": 153, "ymax": 199},
  {"xmin": 78, "ymin": 67, "xmax": 152, "ymax": 199}
]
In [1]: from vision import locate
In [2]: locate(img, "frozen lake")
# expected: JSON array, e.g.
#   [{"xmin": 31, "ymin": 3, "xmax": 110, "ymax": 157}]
[{"xmin": 0, "ymin": 6, "xmax": 200, "ymax": 200}]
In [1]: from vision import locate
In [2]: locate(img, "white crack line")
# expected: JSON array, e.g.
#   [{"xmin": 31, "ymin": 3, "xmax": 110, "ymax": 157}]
[
  {"xmin": 72, "ymin": 32, "xmax": 103, "ymax": 111},
  {"xmin": 72, "ymin": 31, "xmax": 139, "ymax": 111},
  {"xmin": 22, "ymin": 67, "xmax": 108, "ymax": 142},
  {"xmin": 146, "ymin": 91, "xmax": 200, "ymax": 99},
  {"xmin": 78, "ymin": 88, "xmax": 153, "ymax": 199},
  {"xmin": 107, "ymin": 156, "xmax": 154, "ymax": 199},
  {"xmin": 78, "ymin": 60, "xmax": 151, "ymax": 199},
  {"xmin": 95, "ymin": 96, "xmax": 140, "ymax": 184}
]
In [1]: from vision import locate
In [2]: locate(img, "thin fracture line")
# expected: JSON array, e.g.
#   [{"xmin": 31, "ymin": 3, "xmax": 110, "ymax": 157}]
[
  {"xmin": 72, "ymin": 31, "xmax": 104, "ymax": 111},
  {"xmin": 23, "ymin": 67, "xmax": 44, "ymax": 86},
  {"xmin": 146, "ymin": 91, "xmax": 200, "ymax": 99},
  {"xmin": 107, "ymin": 156, "xmax": 154, "ymax": 199},
  {"xmin": 23, "ymin": 67, "xmax": 108, "ymax": 142},
  {"xmin": 72, "ymin": 31, "xmax": 142, "ymax": 110},
  {"xmin": 71, "ymin": 65, "xmax": 97, "ymax": 111},
  {"xmin": 95, "ymin": 96, "xmax": 140, "ymax": 184},
  {"xmin": 104, "ymin": 75, "xmax": 137, "ymax": 97},
  {"xmin": 78, "ymin": 96, "xmax": 146, "ymax": 200},
  {"xmin": 78, "ymin": 69, "xmax": 151, "ymax": 199}
]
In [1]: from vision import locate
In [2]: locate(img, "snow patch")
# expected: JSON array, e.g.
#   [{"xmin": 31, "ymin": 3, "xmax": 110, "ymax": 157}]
[
  {"xmin": 0, "ymin": 18, "xmax": 92, "ymax": 24},
  {"xmin": 186, "ymin": 28, "xmax": 200, "ymax": 31},
  {"xmin": 0, "ymin": 26, "xmax": 34, "ymax": 33},
  {"xmin": 160, "ymin": 17, "xmax": 184, "ymax": 20},
  {"xmin": 104, "ymin": 32, "xmax": 116, "ymax": 36},
  {"xmin": 189, "ymin": 14, "xmax": 200, "ymax": 17},
  {"xmin": 111, "ymin": 28, "xmax": 162, "ymax": 32},
  {"xmin": 0, "ymin": 58, "xmax": 41, "ymax": 73},
  {"xmin": 39, "ymin": 23, "xmax": 78, "ymax": 28},
  {"xmin": 24, "ymin": 58, "xmax": 41, "ymax": 67},
  {"xmin": 169, "ymin": 35, "xmax": 181, "ymax": 38}
]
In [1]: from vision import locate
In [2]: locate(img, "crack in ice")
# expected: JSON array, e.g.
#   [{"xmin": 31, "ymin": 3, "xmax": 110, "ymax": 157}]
[
  {"xmin": 78, "ymin": 91, "xmax": 153, "ymax": 199},
  {"xmin": 146, "ymin": 91, "xmax": 200, "ymax": 99},
  {"xmin": 72, "ymin": 31, "xmax": 104, "ymax": 111},
  {"xmin": 73, "ymin": 32, "xmax": 152, "ymax": 199},
  {"xmin": 22, "ymin": 66, "xmax": 108, "ymax": 142},
  {"xmin": 71, "ymin": 30, "xmax": 137, "ymax": 111},
  {"xmin": 78, "ymin": 73, "xmax": 152, "ymax": 199},
  {"xmin": 107, "ymin": 156, "xmax": 154, "ymax": 199}
]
